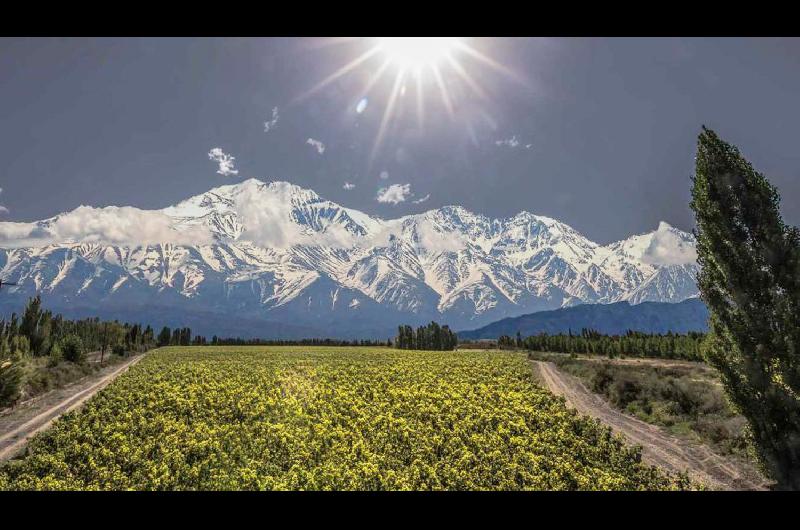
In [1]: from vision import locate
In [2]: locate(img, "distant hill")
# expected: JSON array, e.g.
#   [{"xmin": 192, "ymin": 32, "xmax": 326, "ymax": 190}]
[{"xmin": 458, "ymin": 299, "xmax": 708, "ymax": 339}]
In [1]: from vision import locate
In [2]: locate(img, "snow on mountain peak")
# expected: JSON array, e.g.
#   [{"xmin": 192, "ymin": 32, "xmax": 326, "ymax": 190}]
[{"xmin": 0, "ymin": 180, "xmax": 700, "ymax": 335}]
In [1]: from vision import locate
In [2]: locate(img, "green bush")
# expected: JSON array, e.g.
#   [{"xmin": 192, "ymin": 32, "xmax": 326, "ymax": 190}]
[
  {"xmin": 60, "ymin": 335, "xmax": 86, "ymax": 364},
  {"xmin": 590, "ymin": 366, "xmax": 614, "ymax": 394},
  {"xmin": 112, "ymin": 344, "xmax": 126, "ymax": 356},
  {"xmin": 48, "ymin": 342, "xmax": 63, "ymax": 367},
  {"xmin": 0, "ymin": 353, "xmax": 23, "ymax": 408},
  {"xmin": 609, "ymin": 377, "xmax": 641, "ymax": 409}
]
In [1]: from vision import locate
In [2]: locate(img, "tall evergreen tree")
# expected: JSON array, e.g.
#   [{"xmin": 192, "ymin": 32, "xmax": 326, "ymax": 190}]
[
  {"xmin": 157, "ymin": 326, "xmax": 171, "ymax": 347},
  {"xmin": 395, "ymin": 321, "xmax": 457, "ymax": 351},
  {"xmin": 690, "ymin": 126, "xmax": 800, "ymax": 489},
  {"xmin": 19, "ymin": 295, "xmax": 42, "ymax": 342}
]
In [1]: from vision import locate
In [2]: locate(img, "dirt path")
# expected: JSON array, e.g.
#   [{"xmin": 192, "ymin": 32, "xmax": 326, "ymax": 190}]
[
  {"xmin": 0, "ymin": 354, "xmax": 144, "ymax": 463},
  {"xmin": 531, "ymin": 360, "xmax": 769, "ymax": 490}
]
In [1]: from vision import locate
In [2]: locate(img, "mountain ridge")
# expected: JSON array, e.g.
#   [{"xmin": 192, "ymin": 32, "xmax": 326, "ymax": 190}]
[
  {"xmin": 458, "ymin": 299, "xmax": 709, "ymax": 339},
  {"xmin": 0, "ymin": 178, "xmax": 700, "ymax": 337}
]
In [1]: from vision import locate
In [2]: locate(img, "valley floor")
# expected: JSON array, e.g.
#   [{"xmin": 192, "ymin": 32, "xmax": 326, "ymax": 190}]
[
  {"xmin": 529, "ymin": 357, "xmax": 769, "ymax": 490},
  {"xmin": 0, "ymin": 346, "xmax": 770, "ymax": 490},
  {"xmin": 0, "ymin": 346, "xmax": 691, "ymax": 491}
]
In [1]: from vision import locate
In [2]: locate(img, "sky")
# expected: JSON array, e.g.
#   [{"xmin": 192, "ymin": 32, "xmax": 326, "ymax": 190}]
[{"xmin": 1, "ymin": 37, "xmax": 799, "ymax": 244}]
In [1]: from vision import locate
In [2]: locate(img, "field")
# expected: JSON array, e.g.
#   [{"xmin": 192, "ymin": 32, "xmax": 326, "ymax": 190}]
[{"xmin": 0, "ymin": 347, "xmax": 692, "ymax": 490}]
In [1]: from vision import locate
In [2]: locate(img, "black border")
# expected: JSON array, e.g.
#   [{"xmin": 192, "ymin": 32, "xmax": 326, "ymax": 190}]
[{"xmin": 2, "ymin": 6, "xmax": 799, "ymax": 36}]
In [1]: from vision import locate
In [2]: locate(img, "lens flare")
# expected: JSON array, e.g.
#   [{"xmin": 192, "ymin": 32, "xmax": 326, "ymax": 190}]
[{"xmin": 293, "ymin": 37, "xmax": 524, "ymax": 166}]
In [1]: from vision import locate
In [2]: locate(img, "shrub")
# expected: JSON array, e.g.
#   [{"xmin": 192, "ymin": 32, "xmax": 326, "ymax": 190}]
[
  {"xmin": 60, "ymin": 335, "xmax": 86, "ymax": 364},
  {"xmin": 590, "ymin": 366, "xmax": 614, "ymax": 394},
  {"xmin": 609, "ymin": 377, "xmax": 641, "ymax": 409},
  {"xmin": 112, "ymin": 344, "xmax": 126, "ymax": 356},
  {"xmin": 48, "ymin": 342, "xmax": 63, "ymax": 367},
  {"xmin": 0, "ymin": 353, "xmax": 23, "ymax": 408}
]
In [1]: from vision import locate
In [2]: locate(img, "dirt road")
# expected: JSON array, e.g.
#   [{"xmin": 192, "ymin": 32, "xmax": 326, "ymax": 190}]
[
  {"xmin": 0, "ymin": 354, "xmax": 144, "ymax": 462},
  {"xmin": 531, "ymin": 359, "xmax": 769, "ymax": 490}
]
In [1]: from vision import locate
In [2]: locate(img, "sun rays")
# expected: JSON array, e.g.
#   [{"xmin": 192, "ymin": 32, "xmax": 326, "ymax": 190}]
[{"xmin": 291, "ymin": 37, "xmax": 524, "ymax": 165}]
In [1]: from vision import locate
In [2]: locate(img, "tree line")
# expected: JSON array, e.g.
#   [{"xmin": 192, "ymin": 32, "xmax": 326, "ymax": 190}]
[
  {"xmin": 1, "ymin": 296, "xmax": 157, "ymax": 360},
  {"xmin": 156, "ymin": 326, "xmax": 194, "ymax": 347},
  {"xmin": 499, "ymin": 328, "xmax": 705, "ymax": 361},
  {"xmin": 0, "ymin": 295, "xmax": 159, "ymax": 407},
  {"xmin": 396, "ymin": 322, "xmax": 458, "ymax": 351}
]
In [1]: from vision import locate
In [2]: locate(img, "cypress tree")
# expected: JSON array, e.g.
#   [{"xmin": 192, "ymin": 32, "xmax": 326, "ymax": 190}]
[
  {"xmin": 690, "ymin": 126, "xmax": 800, "ymax": 489},
  {"xmin": 158, "ymin": 324, "xmax": 170, "ymax": 346}
]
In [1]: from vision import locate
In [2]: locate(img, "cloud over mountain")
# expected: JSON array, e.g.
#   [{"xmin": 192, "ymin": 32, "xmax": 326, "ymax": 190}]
[
  {"xmin": 376, "ymin": 184, "xmax": 411, "ymax": 204},
  {"xmin": 641, "ymin": 221, "xmax": 698, "ymax": 266},
  {"xmin": 0, "ymin": 206, "xmax": 213, "ymax": 247}
]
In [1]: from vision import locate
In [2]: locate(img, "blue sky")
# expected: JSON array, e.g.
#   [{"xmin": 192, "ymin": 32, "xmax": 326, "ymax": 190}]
[{"xmin": 1, "ymin": 37, "xmax": 799, "ymax": 243}]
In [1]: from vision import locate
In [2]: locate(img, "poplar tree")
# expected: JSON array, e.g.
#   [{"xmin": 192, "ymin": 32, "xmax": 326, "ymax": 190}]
[
  {"xmin": 690, "ymin": 126, "xmax": 800, "ymax": 489},
  {"xmin": 158, "ymin": 326, "xmax": 171, "ymax": 347}
]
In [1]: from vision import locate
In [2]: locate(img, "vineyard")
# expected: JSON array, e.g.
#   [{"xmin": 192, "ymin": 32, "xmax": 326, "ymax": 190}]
[{"xmin": 0, "ymin": 347, "xmax": 692, "ymax": 490}]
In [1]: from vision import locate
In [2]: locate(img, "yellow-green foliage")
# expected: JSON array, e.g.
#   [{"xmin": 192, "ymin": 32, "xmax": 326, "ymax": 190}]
[{"xmin": 0, "ymin": 347, "xmax": 691, "ymax": 490}]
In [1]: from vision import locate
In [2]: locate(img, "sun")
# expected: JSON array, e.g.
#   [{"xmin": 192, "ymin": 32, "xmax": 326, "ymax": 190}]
[
  {"xmin": 376, "ymin": 37, "xmax": 462, "ymax": 70},
  {"xmin": 292, "ymin": 37, "xmax": 523, "ymax": 164}
]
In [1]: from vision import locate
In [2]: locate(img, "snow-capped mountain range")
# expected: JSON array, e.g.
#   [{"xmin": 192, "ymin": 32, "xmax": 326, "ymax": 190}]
[{"xmin": 0, "ymin": 179, "xmax": 699, "ymax": 337}]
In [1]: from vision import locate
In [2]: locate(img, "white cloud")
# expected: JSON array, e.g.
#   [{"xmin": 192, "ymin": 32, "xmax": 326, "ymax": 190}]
[
  {"xmin": 0, "ymin": 187, "xmax": 7, "ymax": 215},
  {"xmin": 263, "ymin": 106, "xmax": 279, "ymax": 133},
  {"xmin": 412, "ymin": 194, "xmax": 430, "ymax": 204},
  {"xmin": 641, "ymin": 222, "xmax": 698, "ymax": 266},
  {"xmin": 379, "ymin": 170, "xmax": 389, "ymax": 180},
  {"xmin": 343, "ymin": 182, "xmax": 356, "ymax": 190},
  {"xmin": 0, "ymin": 206, "xmax": 214, "ymax": 248},
  {"xmin": 360, "ymin": 218, "xmax": 461, "ymax": 253},
  {"xmin": 0, "ymin": 221, "xmax": 38, "ymax": 246},
  {"xmin": 208, "ymin": 148, "xmax": 239, "ymax": 177},
  {"xmin": 233, "ymin": 184, "xmax": 307, "ymax": 249},
  {"xmin": 362, "ymin": 222, "xmax": 402, "ymax": 249},
  {"xmin": 0, "ymin": 180, "xmax": 367, "ymax": 251},
  {"xmin": 495, "ymin": 136, "xmax": 520, "ymax": 148},
  {"xmin": 416, "ymin": 219, "xmax": 465, "ymax": 253},
  {"xmin": 232, "ymin": 180, "xmax": 357, "ymax": 250},
  {"xmin": 376, "ymin": 184, "xmax": 411, "ymax": 205},
  {"xmin": 306, "ymin": 138, "xmax": 326, "ymax": 155},
  {"xmin": 495, "ymin": 135, "xmax": 533, "ymax": 149}
]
